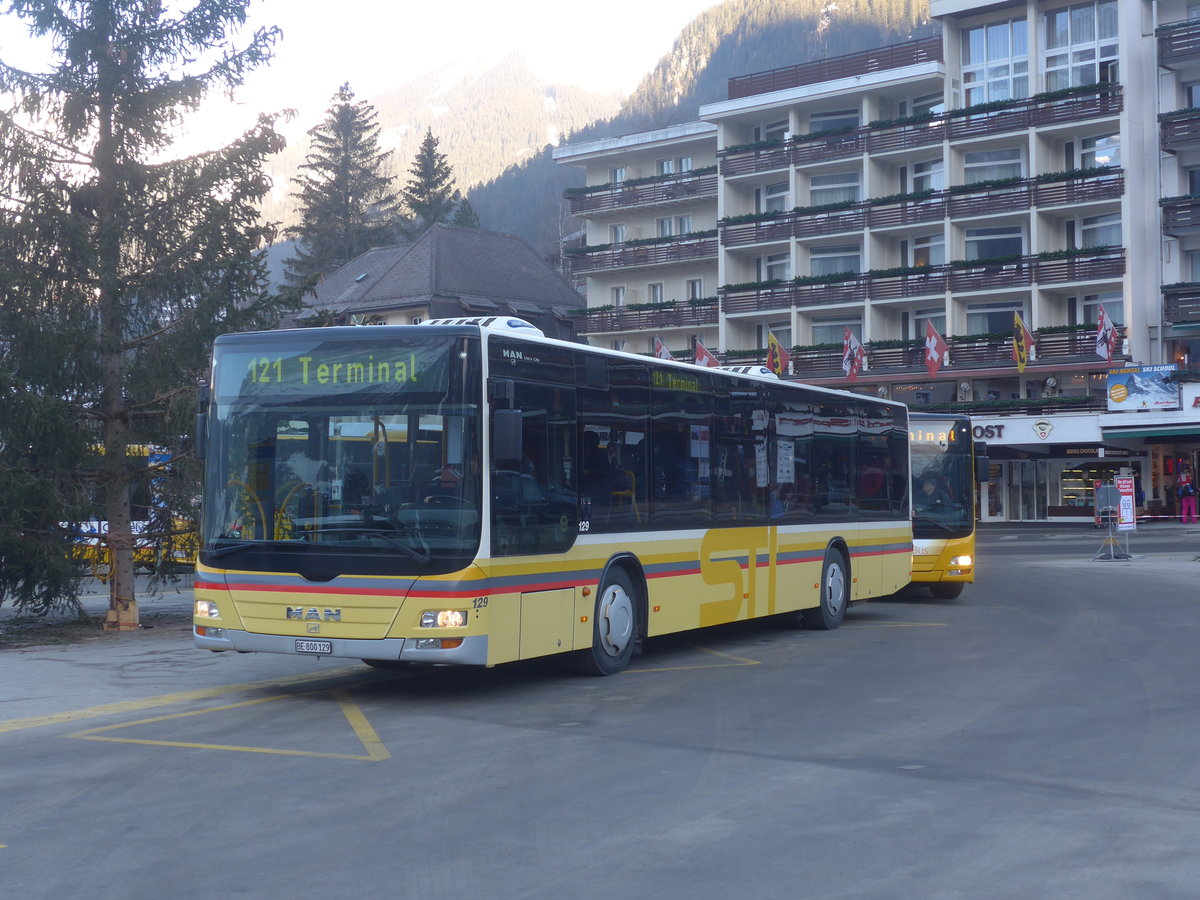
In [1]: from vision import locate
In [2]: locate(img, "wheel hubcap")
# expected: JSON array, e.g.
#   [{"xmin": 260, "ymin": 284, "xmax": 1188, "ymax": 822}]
[
  {"xmin": 825, "ymin": 563, "xmax": 846, "ymax": 617},
  {"xmin": 597, "ymin": 583, "xmax": 634, "ymax": 658}
]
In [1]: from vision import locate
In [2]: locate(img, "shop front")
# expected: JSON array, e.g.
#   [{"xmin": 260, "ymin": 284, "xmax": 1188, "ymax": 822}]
[{"xmin": 972, "ymin": 414, "xmax": 1149, "ymax": 523}]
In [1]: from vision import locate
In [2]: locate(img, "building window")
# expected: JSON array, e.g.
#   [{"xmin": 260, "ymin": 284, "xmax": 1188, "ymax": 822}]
[
  {"xmin": 611, "ymin": 286, "xmax": 625, "ymax": 308},
  {"xmin": 677, "ymin": 156, "xmax": 693, "ymax": 173},
  {"xmin": 686, "ymin": 279, "xmax": 703, "ymax": 301},
  {"xmin": 911, "ymin": 234, "xmax": 945, "ymax": 267},
  {"xmin": 1188, "ymin": 167, "xmax": 1200, "ymax": 195},
  {"xmin": 1188, "ymin": 83, "xmax": 1200, "ymax": 108},
  {"xmin": 754, "ymin": 119, "xmax": 789, "ymax": 143},
  {"xmin": 1080, "ymin": 134, "xmax": 1119, "ymax": 168},
  {"xmin": 912, "ymin": 159, "xmax": 945, "ymax": 193},
  {"xmin": 759, "ymin": 252, "xmax": 792, "ymax": 282},
  {"xmin": 656, "ymin": 217, "xmax": 674, "ymax": 238},
  {"xmin": 1043, "ymin": 1, "xmax": 1119, "ymax": 91},
  {"xmin": 810, "ymin": 171, "xmax": 860, "ymax": 205},
  {"xmin": 966, "ymin": 301, "xmax": 1024, "ymax": 334},
  {"xmin": 610, "ymin": 223, "xmax": 626, "ymax": 244},
  {"xmin": 758, "ymin": 181, "xmax": 790, "ymax": 213},
  {"xmin": 766, "ymin": 323, "xmax": 792, "ymax": 349},
  {"xmin": 810, "ymin": 244, "xmax": 861, "ymax": 277},
  {"xmin": 648, "ymin": 283, "xmax": 664, "ymax": 304},
  {"xmin": 610, "ymin": 166, "xmax": 626, "ymax": 184},
  {"xmin": 1077, "ymin": 212, "xmax": 1121, "ymax": 249},
  {"xmin": 1188, "ymin": 250, "xmax": 1200, "ymax": 282},
  {"xmin": 656, "ymin": 158, "xmax": 675, "ymax": 176},
  {"xmin": 914, "ymin": 307, "xmax": 946, "ymax": 339},
  {"xmin": 809, "ymin": 109, "xmax": 860, "ymax": 133},
  {"xmin": 962, "ymin": 17, "xmax": 1029, "ymax": 105},
  {"xmin": 812, "ymin": 316, "xmax": 861, "ymax": 345},
  {"xmin": 966, "ymin": 226, "xmax": 1024, "ymax": 260},
  {"xmin": 911, "ymin": 92, "xmax": 945, "ymax": 117},
  {"xmin": 1082, "ymin": 291, "xmax": 1123, "ymax": 326},
  {"xmin": 963, "ymin": 148, "xmax": 1023, "ymax": 183},
  {"xmin": 676, "ymin": 214, "xmax": 693, "ymax": 235}
]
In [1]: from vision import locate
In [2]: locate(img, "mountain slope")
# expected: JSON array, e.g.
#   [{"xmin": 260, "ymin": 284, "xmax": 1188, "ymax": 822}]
[
  {"xmin": 260, "ymin": 55, "xmax": 619, "ymax": 230},
  {"xmin": 469, "ymin": 0, "xmax": 938, "ymax": 254}
]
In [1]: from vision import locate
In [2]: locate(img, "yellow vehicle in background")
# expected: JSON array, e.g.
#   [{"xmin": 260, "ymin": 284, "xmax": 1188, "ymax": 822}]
[
  {"xmin": 909, "ymin": 413, "xmax": 989, "ymax": 599},
  {"xmin": 68, "ymin": 445, "xmax": 198, "ymax": 581}
]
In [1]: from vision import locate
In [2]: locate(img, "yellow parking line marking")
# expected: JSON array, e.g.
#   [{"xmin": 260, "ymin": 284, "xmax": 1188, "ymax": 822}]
[
  {"xmin": 0, "ymin": 666, "xmax": 364, "ymax": 735},
  {"xmin": 631, "ymin": 643, "xmax": 762, "ymax": 673},
  {"xmin": 64, "ymin": 689, "xmax": 390, "ymax": 761}
]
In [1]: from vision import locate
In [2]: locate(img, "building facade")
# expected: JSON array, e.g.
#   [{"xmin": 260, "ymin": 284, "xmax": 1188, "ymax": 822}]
[{"xmin": 554, "ymin": 0, "xmax": 1200, "ymax": 524}]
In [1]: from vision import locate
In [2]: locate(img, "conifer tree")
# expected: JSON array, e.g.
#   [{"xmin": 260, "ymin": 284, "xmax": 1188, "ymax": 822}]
[
  {"xmin": 452, "ymin": 198, "xmax": 480, "ymax": 229},
  {"xmin": 400, "ymin": 128, "xmax": 461, "ymax": 237},
  {"xmin": 0, "ymin": 1, "xmax": 299, "ymax": 625},
  {"xmin": 284, "ymin": 83, "xmax": 401, "ymax": 285}
]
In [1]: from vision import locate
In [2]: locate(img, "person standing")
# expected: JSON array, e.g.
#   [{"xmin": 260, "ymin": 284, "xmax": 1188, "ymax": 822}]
[{"xmin": 1179, "ymin": 467, "xmax": 1198, "ymax": 525}]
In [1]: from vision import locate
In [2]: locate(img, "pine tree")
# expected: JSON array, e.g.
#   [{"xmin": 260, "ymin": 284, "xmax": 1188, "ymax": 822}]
[
  {"xmin": 0, "ymin": 1, "xmax": 299, "ymax": 626},
  {"xmin": 284, "ymin": 83, "xmax": 401, "ymax": 286},
  {"xmin": 452, "ymin": 198, "xmax": 481, "ymax": 229},
  {"xmin": 400, "ymin": 128, "xmax": 461, "ymax": 237}
]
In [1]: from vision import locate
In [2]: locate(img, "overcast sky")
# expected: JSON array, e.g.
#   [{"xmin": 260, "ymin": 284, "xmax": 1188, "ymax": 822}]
[{"xmin": 0, "ymin": 0, "xmax": 720, "ymax": 147}]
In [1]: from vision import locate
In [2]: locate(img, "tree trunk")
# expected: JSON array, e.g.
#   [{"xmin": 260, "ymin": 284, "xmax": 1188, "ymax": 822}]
[{"xmin": 95, "ymin": 5, "xmax": 138, "ymax": 631}]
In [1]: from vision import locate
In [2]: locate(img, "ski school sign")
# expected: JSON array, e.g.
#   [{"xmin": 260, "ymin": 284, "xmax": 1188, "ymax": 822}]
[{"xmin": 1105, "ymin": 365, "xmax": 1180, "ymax": 412}]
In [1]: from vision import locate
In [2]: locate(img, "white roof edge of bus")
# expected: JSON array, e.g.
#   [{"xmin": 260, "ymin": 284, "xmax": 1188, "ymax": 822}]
[{"xmin": 420, "ymin": 316, "xmax": 544, "ymax": 337}]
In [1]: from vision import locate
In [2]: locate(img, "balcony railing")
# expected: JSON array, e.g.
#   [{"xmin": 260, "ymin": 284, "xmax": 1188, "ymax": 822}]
[
  {"xmin": 1160, "ymin": 109, "xmax": 1200, "ymax": 152},
  {"xmin": 565, "ymin": 235, "xmax": 718, "ymax": 275},
  {"xmin": 720, "ymin": 172, "xmax": 1124, "ymax": 248},
  {"xmin": 1161, "ymin": 196, "xmax": 1200, "ymax": 234},
  {"xmin": 727, "ymin": 37, "xmax": 943, "ymax": 100},
  {"xmin": 1163, "ymin": 283, "xmax": 1200, "ymax": 325},
  {"xmin": 721, "ymin": 249, "xmax": 1126, "ymax": 314},
  {"xmin": 723, "ymin": 327, "xmax": 1126, "ymax": 379},
  {"xmin": 719, "ymin": 86, "xmax": 1124, "ymax": 178},
  {"xmin": 573, "ymin": 302, "xmax": 719, "ymax": 335},
  {"xmin": 1158, "ymin": 18, "xmax": 1200, "ymax": 67},
  {"xmin": 566, "ymin": 170, "xmax": 718, "ymax": 216}
]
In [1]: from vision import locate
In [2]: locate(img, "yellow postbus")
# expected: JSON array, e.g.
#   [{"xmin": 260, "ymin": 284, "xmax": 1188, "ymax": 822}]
[
  {"xmin": 193, "ymin": 319, "xmax": 913, "ymax": 675},
  {"xmin": 909, "ymin": 413, "xmax": 989, "ymax": 599}
]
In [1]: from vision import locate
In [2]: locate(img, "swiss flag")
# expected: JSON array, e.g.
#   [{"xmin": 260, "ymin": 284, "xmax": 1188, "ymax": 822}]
[{"xmin": 924, "ymin": 320, "xmax": 948, "ymax": 377}]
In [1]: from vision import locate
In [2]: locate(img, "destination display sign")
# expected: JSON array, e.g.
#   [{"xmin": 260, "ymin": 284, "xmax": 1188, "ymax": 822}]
[{"xmin": 214, "ymin": 340, "xmax": 452, "ymax": 401}]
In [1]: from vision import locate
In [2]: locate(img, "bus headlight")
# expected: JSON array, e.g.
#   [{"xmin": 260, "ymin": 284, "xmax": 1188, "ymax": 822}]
[
  {"xmin": 949, "ymin": 555, "xmax": 972, "ymax": 567},
  {"xmin": 195, "ymin": 599, "xmax": 220, "ymax": 618},
  {"xmin": 421, "ymin": 609, "xmax": 467, "ymax": 628}
]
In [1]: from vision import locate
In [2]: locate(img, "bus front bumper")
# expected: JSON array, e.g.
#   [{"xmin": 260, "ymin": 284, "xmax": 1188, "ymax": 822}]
[{"xmin": 193, "ymin": 627, "xmax": 488, "ymax": 666}]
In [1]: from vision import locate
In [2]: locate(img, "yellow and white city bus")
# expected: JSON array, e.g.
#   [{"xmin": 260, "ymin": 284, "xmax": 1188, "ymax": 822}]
[
  {"xmin": 193, "ymin": 319, "xmax": 913, "ymax": 675},
  {"xmin": 909, "ymin": 413, "xmax": 989, "ymax": 599}
]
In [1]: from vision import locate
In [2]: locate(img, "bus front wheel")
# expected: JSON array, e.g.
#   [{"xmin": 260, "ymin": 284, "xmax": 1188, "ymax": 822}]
[
  {"xmin": 801, "ymin": 548, "xmax": 848, "ymax": 631},
  {"xmin": 574, "ymin": 568, "xmax": 637, "ymax": 676},
  {"xmin": 930, "ymin": 582, "xmax": 964, "ymax": 600}
]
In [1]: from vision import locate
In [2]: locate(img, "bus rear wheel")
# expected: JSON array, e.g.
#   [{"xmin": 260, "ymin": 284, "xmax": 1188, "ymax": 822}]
[
  {"xmin": 574, "ymin": 568, "xmax": 637, "ymax": 676},
  {"xmin": 930, "ymin": 582, "xmax": 965, "ymax": 600},
  {"xmin": 800, "ymin": 548, "xmax": 848, "ymax": 630}
]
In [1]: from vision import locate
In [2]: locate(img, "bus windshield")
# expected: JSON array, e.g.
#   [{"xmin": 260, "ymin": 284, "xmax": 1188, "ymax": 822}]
[
  {"xmin": 910, "ymin": 416, "xmax": 973, "ymax": 539},
  {"xmin": 201, "ymin": 333, "xmax": 482, "ymax": 576}
]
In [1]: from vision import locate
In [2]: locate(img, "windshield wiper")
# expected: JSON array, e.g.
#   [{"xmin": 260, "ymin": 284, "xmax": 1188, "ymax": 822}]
[
  {"xmin": 307, "ymin": 524, "xmax": 431, "ymax": 564},
  {"xmin": 207, "ymin": 540, "xmax": 273, "ymax": 559}
]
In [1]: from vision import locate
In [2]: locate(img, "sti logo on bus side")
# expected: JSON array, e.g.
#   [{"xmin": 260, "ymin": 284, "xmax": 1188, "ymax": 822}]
[{"xmin": 286, "ymin": 607, "xmax": 342, "ymax": 622}]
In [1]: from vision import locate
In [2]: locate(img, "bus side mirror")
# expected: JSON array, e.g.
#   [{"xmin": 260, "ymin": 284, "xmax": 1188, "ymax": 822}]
[
  {"xmin": 194, "ymin": 412, "xmax": 207, "ymax": 460},
  {"xmin": 493, "ymin": 409, "xmax": 523, "ymax": 464},
  {"xmin": 974, "ymin": 442, "xmax": 989, "ymax": 483}
]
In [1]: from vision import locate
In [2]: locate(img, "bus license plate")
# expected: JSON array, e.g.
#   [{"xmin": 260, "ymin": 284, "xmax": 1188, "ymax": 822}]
[{"xmin": 295, "ymin": 639, "xmax": 332, "ymax": 655}]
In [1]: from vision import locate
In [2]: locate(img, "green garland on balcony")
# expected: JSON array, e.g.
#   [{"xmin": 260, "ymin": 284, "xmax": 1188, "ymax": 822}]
[
  {"xmin": 564, "ymin": 229, "xmax": 718, "ymax": 255},
  {"xmin": 863, "ymin": 82, "xmax": 1120, "ymax": 132},
  {"xmin": 564, "ymin": 165, "xmax": 718, "ymax": 196}
]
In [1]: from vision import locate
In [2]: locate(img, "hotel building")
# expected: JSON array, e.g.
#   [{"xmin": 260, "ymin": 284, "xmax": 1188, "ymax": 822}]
[{"xmin": 554, "ymin": 0, "xmax": 1200, "ymax": 524}]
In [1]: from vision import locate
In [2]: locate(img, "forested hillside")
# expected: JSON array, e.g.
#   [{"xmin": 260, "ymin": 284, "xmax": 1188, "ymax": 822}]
[
  {"xmin": 260, "ymin": 56, "xmax": 618, "ymax": 229},
  {"xmin": 469, "ymin": 0, "xmax": 938, "ymax": 255}
]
